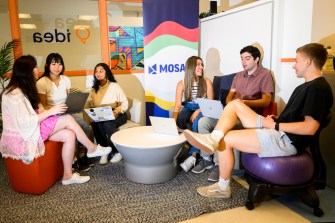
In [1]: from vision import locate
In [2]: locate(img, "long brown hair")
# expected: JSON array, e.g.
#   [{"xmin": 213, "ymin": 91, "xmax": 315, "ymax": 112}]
[{"xmin": 183, "ymin": 56, "xmax": 207, "ymax": 102}]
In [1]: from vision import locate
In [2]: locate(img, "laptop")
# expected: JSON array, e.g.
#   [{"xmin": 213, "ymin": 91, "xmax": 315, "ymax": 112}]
[
  {"xmin": 84, "ymin": 106, "xmax": 115, "ymax": 122},
  {"xmin": 197, "ymin": 98, "xmax": 224, "ymax": 119},
  {"xmin": 149, "ymin": 116, "xmax": 182, "ymax": 136},
  {"xmin": 64, "ymin": 93, "xmax": 89, "ymax": 114}
]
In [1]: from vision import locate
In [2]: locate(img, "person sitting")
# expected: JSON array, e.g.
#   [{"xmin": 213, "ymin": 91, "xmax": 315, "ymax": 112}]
[
  {"xmin": 183, "ymin": 43, "xmax": 333, "ymax": 198},
  {"xmin": 36, "ymin": 53, "xmax": 94, "ymax": 172},
  {"xmin": 173, "ymin": 56, "xmax": 214, "ymax": 172},
  {"xmin": 192, "ymin": 45, "xmax": 274, "ymax": 182},
  {"xmin": 85, "ymin": 63, "xmax": 128, "ymax": 165},
  {"xmin": 0, "ymin": 55, "xmax": 111, "ymax": 185}
]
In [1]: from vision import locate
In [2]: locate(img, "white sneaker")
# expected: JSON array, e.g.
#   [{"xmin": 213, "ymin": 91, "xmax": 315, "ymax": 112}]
[
  {"xmin": 110, "ymin": 153, "xmax": 123, "ymax": 163},
  {"xmin": 197, "ymin": 183, "xmax": 231, "ymax": 198},
  {"xmin": 180, "ymin": 156, "xmax": 196, "ymax": 172},
  {"xmin": 99, "ymin": 155, "xmax": 108, "ymax": 165},
  {"xmin": 87, "ymin": 144, "xmax": 111, "ymax": 158},
  {"xmin": 184, "ymin": 130, "xmax": 219, "ymax": 155},
  {"xmin": 62, "ymin": 173, "xmax": 90, "ymax": 185}
]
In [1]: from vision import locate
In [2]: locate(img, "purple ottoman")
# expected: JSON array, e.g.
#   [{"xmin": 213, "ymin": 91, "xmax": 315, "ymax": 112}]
[{"xmin": 242, "ymin": 153, "xmax": 314, "ymax": 185}]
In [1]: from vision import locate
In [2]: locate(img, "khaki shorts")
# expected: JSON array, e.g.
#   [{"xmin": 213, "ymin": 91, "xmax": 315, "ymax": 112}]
[{"xmin": 255, "ymin": 128, "xmax": 297, "ymax": 157}]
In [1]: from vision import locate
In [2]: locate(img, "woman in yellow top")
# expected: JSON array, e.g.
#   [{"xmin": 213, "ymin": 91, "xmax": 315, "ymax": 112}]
[
  {"xmin": 87, "ymin": 63, "xmax": 128, "ymax": 164},
  {"xmin": 36, "ymin": 53, "xmax": 93, "ymax": 171}
]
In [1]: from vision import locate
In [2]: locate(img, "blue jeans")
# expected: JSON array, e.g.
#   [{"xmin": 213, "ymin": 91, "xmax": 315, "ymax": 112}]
[{"xmin": 177, "ymin": 102, "xmax": 202, "ymax": 156}]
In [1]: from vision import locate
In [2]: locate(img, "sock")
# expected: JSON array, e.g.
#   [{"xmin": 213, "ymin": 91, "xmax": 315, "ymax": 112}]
[
  {"xmin": 211, "ymin": 129, "xmax": 224, "ymax": 142},
  {"xmin": 203, "ymin": 156, "xmax": 211, "ymax": 161},
  {"xmin": 218, "ymin": 177, "xmax": 230, "ymax": 190}
]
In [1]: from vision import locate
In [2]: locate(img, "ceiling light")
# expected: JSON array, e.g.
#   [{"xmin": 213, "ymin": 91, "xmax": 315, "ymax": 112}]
[
  {"xmin": 19, "ymin": 14, "xmax": 31, "ymax": 19},
  {"xmin": 124, "ymin": 2, "xmax": 142, "ymax": 7},
  {"xmin": 78, "ymin": 15, "xmax": 98, "ymax": 21},
  {"xmin": 74, "ymin": 25, "xmax": 91, "ymax": 30},
  {"xmin": 20, "ymin": 24, "xmax": 37, "ymax": 29}
]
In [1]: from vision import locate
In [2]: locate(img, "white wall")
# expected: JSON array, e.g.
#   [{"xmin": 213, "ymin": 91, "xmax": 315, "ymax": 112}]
[
  {"xmin": 200, "ymin": 1, "xmax": 273, "ymax": 80},
  {"xmin": 272, "ymin": 0, "xmax": 335, "ymax": 112},
  {"xmin": 311, "ymin": 0, "xmax": 335, "ymax": 50},
  {"xmin": 271, "ymin": 0, "xmax": 314, "ymax": 111}
]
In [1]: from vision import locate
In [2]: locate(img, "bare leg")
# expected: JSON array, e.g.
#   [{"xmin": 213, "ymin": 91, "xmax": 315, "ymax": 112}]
[
  {"xmin": 219, "ymin": 129, "xmax": 261, "ymax": 179},
  {"xmin": 215, "ymin": 99, "xmax": 259, "ymax": 135},
  {"xmin": 49, "ymin": 128, "xmax": 76, "ymax": 180},
  {"xmin": 184, "ymin": 99, "xmax": 261, "ymax": 154},
  {"xmin": 50, "ymin": 114, "xmax": 96, "ymax": 153}
]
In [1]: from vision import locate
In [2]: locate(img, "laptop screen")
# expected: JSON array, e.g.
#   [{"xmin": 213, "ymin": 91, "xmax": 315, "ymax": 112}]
[{"xmin": 64, "ymin": 93, "xmax": 89, "ymax": 114}]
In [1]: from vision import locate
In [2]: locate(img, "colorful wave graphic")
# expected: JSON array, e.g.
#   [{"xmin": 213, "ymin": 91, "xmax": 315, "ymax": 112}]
[
  {"xmin": 144, "ymin": 21, "xmax": 198, "ymax": 60},
  {"xmin": 145, "ymin": 91, "xmax": 175, "ymax": 121},
  {"xmin": 145, "ymin": 35, "xmax": 198, "ymax": 59},
  {"xmin": 145, "ymin": 91, "xmax": 175, "ymax": 111},
  {"xmin": 143, "ymin": 0, "xmax": 199, "ymax": 119},
  {"xmin": 143, "ymin": 0, "xmax": 199, "ymax": 35},
  {"xmin": 144, "ymin": 21, "xmax": 198, "ymax": 45}
]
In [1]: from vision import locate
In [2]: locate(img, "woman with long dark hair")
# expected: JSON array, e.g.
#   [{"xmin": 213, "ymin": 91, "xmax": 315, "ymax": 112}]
[
  {"xmin": 37, "ymin": 53, "xmax": 93, "ymax": 171},
  {"xmin": 86, "ymin": 63, "xmax": 128, "ymax": 165}
]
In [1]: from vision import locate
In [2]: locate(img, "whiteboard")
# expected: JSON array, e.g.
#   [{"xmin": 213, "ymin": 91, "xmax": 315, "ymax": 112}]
[{"xmin": 200, "ymin": 1, "xmax": 273, "ymax": 79}]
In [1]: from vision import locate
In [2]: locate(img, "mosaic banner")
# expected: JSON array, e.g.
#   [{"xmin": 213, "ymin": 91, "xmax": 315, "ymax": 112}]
[{"xmin": 143, "ymin": 0, "xmax": 199, "ymax": 122}]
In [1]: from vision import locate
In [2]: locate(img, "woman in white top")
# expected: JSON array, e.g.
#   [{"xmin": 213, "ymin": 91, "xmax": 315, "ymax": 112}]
[
  {"xmin": 173, "ymin": 56, "xmax": 214, "ymax": 172},
  {"xmin": 86, "ymin": 63, "xmax": 128, "ymax": 164},
  {"xmin": 36, "ymin": 53, "xmax": 93, "ymax": 171}
]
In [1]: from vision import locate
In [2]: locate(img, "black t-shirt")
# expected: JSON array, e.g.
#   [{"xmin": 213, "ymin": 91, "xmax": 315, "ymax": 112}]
[{"xmin": 277, "ymin": 77, "xmax": 333, "ymax": 154}]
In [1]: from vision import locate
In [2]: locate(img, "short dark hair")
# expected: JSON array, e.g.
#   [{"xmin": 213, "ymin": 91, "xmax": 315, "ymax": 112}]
[
  {"xmin": 240, "ymin": 45, "xmax": 261, "ymax": 64},
  {"xmin": 296, "ymin": 43, "xmax": 327, "ymax": 70}
]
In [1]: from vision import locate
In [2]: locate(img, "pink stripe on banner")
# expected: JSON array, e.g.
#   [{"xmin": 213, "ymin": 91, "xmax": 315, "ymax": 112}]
[{"xmin": 144, "ymin": 21, "xmax": 198, "ymax": 45}]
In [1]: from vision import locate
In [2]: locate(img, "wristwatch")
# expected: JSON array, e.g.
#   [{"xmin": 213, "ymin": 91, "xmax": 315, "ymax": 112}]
[{"xmin": 275, "ymin": 122, "xmax": 280, "ymax": 131}]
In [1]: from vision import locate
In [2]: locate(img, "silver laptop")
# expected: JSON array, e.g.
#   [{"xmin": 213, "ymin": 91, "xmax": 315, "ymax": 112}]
[
  {"xmin": 64, "ymin": 93, "xmax": 89, "ymax": 114},
  {"xmin": 149, "ymin": 116, "xmax": 181, "ymax": 136},
  {"xmin": 84, "ymin": 106, "xmax": 115, "ymax": 122},
  {"xmin": 197, "ymin": 98, "xmax": 223, "ymax": 119}
]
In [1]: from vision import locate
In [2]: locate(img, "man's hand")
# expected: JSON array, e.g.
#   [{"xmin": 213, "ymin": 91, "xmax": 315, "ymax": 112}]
[{"xmin": 263, "ymin": 115, "xmax": 276, "ymax": 129}]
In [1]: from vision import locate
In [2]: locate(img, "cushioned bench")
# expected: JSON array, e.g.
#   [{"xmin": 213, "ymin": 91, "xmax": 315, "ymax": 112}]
[
  {"xmin": 4, "ymin": 140, "xmax": 63, "ymax": 195},
  {"xmin": 118, "ymin": 97, "xmax": 142, "ymax": 130}
]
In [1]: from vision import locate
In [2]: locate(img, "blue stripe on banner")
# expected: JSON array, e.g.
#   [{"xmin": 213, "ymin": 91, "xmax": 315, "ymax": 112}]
[
  {"xmin": 143, "ymin": 0, "xmax": 199, "ymax": 35},
  {"xmin": 145, "ymin": 102, "xmax": 169, "ymax": 125}
]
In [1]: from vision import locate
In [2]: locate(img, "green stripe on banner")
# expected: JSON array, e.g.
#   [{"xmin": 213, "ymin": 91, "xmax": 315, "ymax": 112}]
[{"xmin": 145, "ymin": 35, "xmax": 198, "ymax": 59}]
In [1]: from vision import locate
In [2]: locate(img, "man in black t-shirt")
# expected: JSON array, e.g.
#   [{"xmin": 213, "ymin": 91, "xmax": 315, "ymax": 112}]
[{"xmin": 183, "ymin": 43, "xmax": 333, "ymax": 199}]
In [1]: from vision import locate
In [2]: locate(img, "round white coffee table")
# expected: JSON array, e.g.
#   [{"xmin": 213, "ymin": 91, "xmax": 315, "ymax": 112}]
[{"xmin": 111, "ymin": 126, "xmax": 186, "ymax": 184}]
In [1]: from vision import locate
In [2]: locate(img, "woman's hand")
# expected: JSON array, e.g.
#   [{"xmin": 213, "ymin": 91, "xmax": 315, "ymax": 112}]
[
  {"xmin": 49, "ymin": 103, "xmax": 68, "ymax": 116},
  {"xmin": 190, "ymin": 109, "xmax": 201, "ymax": 123},
  {"xmin": 113, "ymin": 110, "xmax": 119, "ymax": 118}
]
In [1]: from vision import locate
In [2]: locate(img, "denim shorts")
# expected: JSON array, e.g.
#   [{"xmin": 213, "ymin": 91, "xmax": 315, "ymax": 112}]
[{"xmin": 255, "ymin": 128, "xmax": 297, "ymax": 158}]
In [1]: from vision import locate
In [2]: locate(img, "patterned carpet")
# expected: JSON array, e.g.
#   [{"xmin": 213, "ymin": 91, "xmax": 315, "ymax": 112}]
[{"xmin": 0, "ymin": 157, "xmax": 247, "ymax": 223}]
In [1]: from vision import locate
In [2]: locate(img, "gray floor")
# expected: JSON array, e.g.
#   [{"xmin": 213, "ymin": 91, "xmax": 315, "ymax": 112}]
[{"xmin": 276, "ymin": 186, "xmax": 335, "ymax": 223}]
